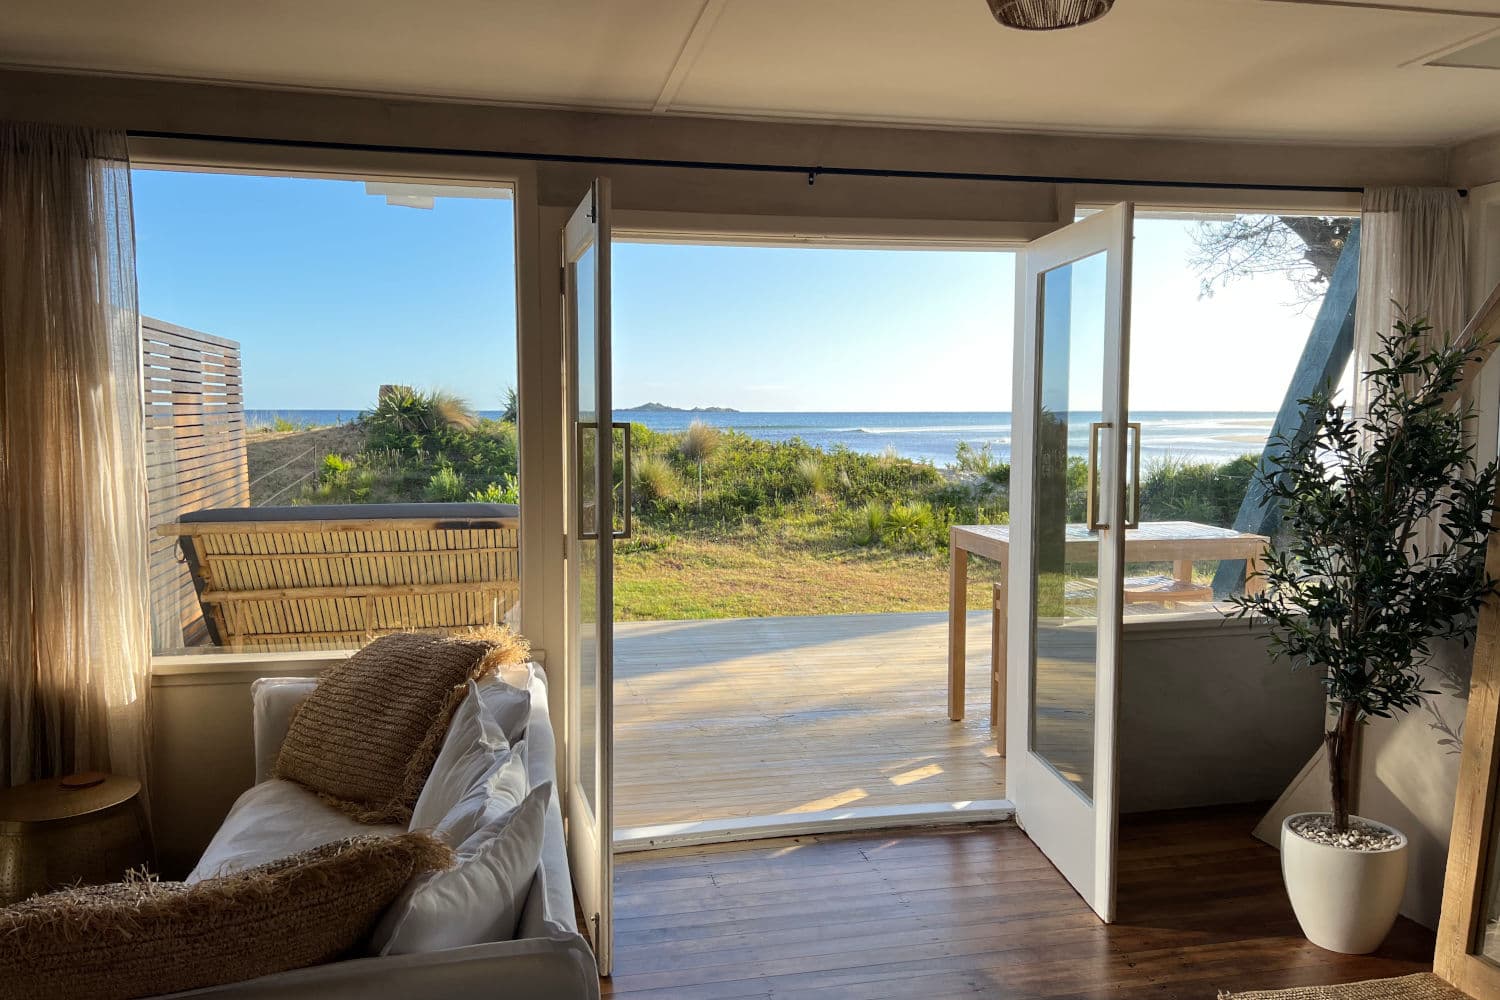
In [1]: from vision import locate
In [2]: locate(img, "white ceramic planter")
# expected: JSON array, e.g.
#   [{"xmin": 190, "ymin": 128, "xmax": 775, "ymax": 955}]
[{"xmin": 1280, "ymin": 812, "xmax": 1409, "ymax": 954}]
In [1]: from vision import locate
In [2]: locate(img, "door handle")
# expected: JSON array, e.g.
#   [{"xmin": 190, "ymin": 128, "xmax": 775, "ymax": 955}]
[
  {"xmin": 612, "ymin": 421, "xmax": 633, "ymax": 540},
  {"xmin": 576, "ymin": 420, "xmax": 599, "ymax": 541},
  {"xmin": 1124, "ymin": 422, "xmax": 1142, "ymax": 530},
  {"xmin": 1086, "ymin": 421, "xmax": 1110, "ymax": 531},
  {"xmin": 575, "ymin": 420, "xmax": 634, "ymax": 540}
]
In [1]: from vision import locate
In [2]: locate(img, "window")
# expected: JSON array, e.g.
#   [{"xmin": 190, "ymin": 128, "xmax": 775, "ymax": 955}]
[
  {"xmin": 134, "ymin": 168, "xmax": 521, "ymax": 655},
  {"xmin": 1123, "ymin": 210, "xmax": 1357, "ymax": 612}
]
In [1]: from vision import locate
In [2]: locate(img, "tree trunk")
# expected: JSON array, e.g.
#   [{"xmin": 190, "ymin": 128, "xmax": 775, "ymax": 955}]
[{"xmin": 1326, "ymin": 701, "xmax": 1360, "ymax": 832}]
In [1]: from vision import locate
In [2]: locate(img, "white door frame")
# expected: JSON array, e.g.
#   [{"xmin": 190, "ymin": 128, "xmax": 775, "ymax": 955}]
[
  {"xmin": 1006, "ymin": 203, "xmax": 1134, "ymax": 922},
  {"xmin": 562, "ymin": 178, "xmax": 615, "ymax": 975}
]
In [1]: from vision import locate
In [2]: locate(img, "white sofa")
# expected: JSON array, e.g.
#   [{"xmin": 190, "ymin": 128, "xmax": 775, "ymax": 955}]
[{"xmin": 160, "ymin": 664, "xmax": 600, "ymax": 1000}]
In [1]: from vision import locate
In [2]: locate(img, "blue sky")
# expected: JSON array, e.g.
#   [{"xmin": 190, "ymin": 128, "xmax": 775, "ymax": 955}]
[{"xmin": 132, "ymin": 169, "xmax": 1325, "ymax": 412}]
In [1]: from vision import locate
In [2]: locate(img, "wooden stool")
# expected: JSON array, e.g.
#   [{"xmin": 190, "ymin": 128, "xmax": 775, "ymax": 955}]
[{"xmin": 0, "ymin": 772, "xmax": 152, "ymax": 904}]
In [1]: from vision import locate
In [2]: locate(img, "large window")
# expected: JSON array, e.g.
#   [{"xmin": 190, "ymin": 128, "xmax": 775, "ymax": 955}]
[
  {"xmin": 134, "ymin": 168, "xmax": 520, "ymax": 655},
  {"xmin": 1122, "ymin": 211, "xmax": 1357, "ymax": 612}
]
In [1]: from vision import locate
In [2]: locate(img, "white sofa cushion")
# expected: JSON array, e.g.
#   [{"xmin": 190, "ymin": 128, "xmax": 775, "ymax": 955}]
[
  {"xmin": 373, "ymin": 782, "xmax": 551, "ymax": 954},
  {"xmin": 410, "ymin": 680, "xmax": 509, "ymax": 834},
  {"xmin": 186, "ymin": 778, "xmax": 404, "ymax": 882},
  {"xmin": 376, "ymin": 681, "xmax": 539, "ymax": 955},
  {"xmin": 479, "ymin": 666, "xmax": 533, "ymax": 746},
  {"xmin": 251, "ymin": 677, "xmax": 318, "ymax": 784},
  {"xmin": 419, "ymin": 737, "xmax": 529, "ymax": 850}
]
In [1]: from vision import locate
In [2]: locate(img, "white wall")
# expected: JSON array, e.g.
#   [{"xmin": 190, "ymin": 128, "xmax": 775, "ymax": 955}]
[{"xmin": 1120, "ymin": 619, "xmax": 1324, "ymax": 814}]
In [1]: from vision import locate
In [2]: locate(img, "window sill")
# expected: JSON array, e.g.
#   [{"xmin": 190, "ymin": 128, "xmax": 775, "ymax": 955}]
[
  {"xmin": 1122, "ymin": 606, "xmax": 1266, "ymax": 639},
  {"xmin": 150, "ymin": 646, "xmax": 547, "ymax": 682},
  {"xmin": 150, "ymin": 648, "xmax": 353, "ymax": 685}
]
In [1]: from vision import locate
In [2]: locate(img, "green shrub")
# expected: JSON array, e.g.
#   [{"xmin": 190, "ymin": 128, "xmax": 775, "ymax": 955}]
[
  {"xmin": 851, "ymin": 501, "xmax": 888, "ymax": 546},
  {"xmin": 633, "ymin": 452, "xmax": 681, "ymax": 506},
  {"xmin": 425, "ymin": 464, "xmax": 466, "ymax": 502},
  {"xmin": 796, "ymin": 456, "xmax": 829, "ymax": 496},
  {"xmin": 365, "ymin": 387, "xmax": 479, "ymax": 449},
  {"xmin": 271, "ymin": 415, "xmax": 309, "ymax": 433},
  {"xmin": 321, "ymin": 453, "xmax": 352, "ymax": 479},
  {"xmin": 1139, "ymin": 454, "xmax": 1257, "ymax": 527},
  {"xmin": 468, "ymin": 474, "xmax": 519, "ymax": 504},
  {"xmin": 679, "ymin": 420, "xmax": 721, "ymax": 464},
  {"xmin": 679, "ymin": 420, "xmax": 721, "ymax": 507},
  {"xmin": 954, "ymin": 441, "xmax": 1005, "ymax": 480},
  {"xmin": 883, "ymin": 501, "xmax": 936, "ymax": 549}
]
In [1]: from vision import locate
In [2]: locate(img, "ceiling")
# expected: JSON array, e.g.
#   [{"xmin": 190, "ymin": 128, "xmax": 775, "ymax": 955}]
[{"xmin": 4, "ymin": 0, "xmax": 1500, "ymax": 145}]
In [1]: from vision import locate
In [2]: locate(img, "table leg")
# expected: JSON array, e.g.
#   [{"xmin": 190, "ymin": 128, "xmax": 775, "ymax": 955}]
[
  {"xmin": 1245, "ymin": 550, "xmax": 1266, "ymax": 595},
  {"xmin": 1173, "ymin": 558, "xmax": 1194, "ymax": 584},
  {"xmin": 948, "ymin": 542, "xmax": 968, "ymax": 721}
]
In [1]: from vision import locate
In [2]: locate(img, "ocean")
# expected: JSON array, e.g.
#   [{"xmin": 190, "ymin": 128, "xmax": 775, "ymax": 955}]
[{"xmin": 244, "ymin": 409, "xmax": 1275, "ymax": 466}]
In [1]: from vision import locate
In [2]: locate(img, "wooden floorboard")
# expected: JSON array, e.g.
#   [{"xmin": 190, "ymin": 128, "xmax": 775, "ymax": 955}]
[
  {"xmin": 602, "ymin": 805, "xmax": 1435, "ymax": 999},
  {"xmin": 615, "ymin": 612, "xmax": 1006, "ymax": 830}
]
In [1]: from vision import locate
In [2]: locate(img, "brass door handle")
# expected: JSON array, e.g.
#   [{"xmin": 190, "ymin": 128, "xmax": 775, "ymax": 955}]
[
  {"xmin": 1086, "ymin": 421, "xmax": 1109, "ymax": 531},
  {"xmin": 1125, "ymin": 422, "xmax": 1142, "ymax": 530},
  {"xmin": 612, "ymin": 421, "xmax": 633, "ymax": 540},
  {"xmin": 576, "ymin": 420, "xmax": 599, "ymax": 541}
]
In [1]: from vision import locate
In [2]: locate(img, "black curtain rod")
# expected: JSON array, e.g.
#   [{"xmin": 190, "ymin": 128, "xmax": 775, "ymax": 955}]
[{"xmin": 128, "ymin": 129, "xmax": 1401, "ymax": 196}]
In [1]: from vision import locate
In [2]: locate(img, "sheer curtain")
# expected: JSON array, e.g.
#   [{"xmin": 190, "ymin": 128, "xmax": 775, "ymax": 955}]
[
  {"xmin": 0, "ymin": 122, "xmax": 151, "ymax": 794},
  {"xmin": 1354, "ymin": 187, "xmax": 1469, "ymax": 410}
]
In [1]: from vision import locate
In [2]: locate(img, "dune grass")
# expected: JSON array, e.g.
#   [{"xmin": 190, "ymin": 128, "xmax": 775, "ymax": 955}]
[{"xmin": 247, "ymin": 392, "xmax": 1259, "ymax": 621}]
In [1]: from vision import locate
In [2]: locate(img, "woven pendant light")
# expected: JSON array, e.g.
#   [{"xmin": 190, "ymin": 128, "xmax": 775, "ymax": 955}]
[{"xmin": 986, "ymin": 0, "xmax": 1114, "ymax": 30}]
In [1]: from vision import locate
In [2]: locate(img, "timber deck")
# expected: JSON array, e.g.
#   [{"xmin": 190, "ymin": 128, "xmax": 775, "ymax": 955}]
[{"xmin": 614, "ymin": 611, "xmax": 1005, "ymax": 833}]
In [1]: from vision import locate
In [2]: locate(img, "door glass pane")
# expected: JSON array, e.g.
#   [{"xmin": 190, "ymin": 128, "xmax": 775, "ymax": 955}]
[
  {"xmin": 1030, "ymin": 251, "xmax": 1107, "ymax": 798},
  {"xmin": 573, "ymin": 242, "xmax": 599, "ymax": 816}
]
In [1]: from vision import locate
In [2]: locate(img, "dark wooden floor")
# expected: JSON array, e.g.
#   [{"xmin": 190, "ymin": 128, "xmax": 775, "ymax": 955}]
[{"xmin": 601, "ymin": 805, "xmax": 1434, "ymax": 999}]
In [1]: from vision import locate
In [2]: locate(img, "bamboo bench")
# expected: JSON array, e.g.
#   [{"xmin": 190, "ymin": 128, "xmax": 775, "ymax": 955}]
[{"xmin": 159, "ymin": 502, "xmax": 520, "ymax": 650}]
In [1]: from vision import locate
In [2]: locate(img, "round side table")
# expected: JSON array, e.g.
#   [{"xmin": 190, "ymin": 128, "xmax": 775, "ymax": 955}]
[{"xmin": 0, "ymin": 772, "xmax": 153, "ymax": 904}]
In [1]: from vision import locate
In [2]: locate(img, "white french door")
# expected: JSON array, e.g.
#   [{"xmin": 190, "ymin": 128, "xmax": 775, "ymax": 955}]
[
  {"xmin": 563, "ymin": 178, "xmax": 616, "ymax": 975},
  {"xmin": 1006, "ymin": 203, "xmax": 1134, "ymax": 922}
]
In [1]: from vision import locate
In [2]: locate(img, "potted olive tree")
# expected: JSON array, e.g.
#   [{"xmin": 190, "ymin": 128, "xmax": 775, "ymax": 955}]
[{"xmin": 1229, "ymin": 319, "xmax": 1498, "ymax": 954}]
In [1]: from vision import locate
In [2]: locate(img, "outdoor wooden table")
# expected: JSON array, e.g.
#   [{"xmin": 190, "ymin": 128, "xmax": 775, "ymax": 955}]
[{"xmin": 947, "ymin": 520, "xmax": 1269, "ymax": 732}]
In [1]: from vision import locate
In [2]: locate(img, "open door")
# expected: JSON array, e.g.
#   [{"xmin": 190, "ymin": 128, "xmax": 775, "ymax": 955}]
[
  {"xmin": 563, "ymin": 178, "xmax": 615, "ymax": 975},
  {"xmin": 1006, "ymin": 203, "xmax": 1134, "ymax": 922}
]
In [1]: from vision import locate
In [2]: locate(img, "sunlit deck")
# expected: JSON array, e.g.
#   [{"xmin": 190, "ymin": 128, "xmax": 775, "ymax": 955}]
[{"xmin": 614, "ymin": 611, "xmax": 1005, "ymax": 836}]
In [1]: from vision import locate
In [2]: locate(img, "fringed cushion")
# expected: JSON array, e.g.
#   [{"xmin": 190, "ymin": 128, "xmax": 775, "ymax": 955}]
[
  {"xmin": 274, "ymin": 628, "xmax": 529, "ymax": 824},
  {"xmin": 0, "ymin": 832, "xmax": 454, "ymax": 1000}
]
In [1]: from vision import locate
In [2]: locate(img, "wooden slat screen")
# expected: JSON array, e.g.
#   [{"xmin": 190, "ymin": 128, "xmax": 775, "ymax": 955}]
[
  {"xmin": 160, "ymin": 515, "xmax": 521, "ymax": 651},
  {"xmin": 143, "ymin": 316, "xmax": 248, "ymax": 650}
]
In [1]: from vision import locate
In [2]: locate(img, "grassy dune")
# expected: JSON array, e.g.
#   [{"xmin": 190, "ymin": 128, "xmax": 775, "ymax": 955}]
[{"xmin": 243, "ymin": 394, "xmax": 1254, "ymax": 621}]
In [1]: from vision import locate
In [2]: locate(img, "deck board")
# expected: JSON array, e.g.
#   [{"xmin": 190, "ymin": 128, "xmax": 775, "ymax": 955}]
[
  {"xmin": 615, "ymin": 611, "xmax": 1005, "ymax": 831},
  {"xmin": 602, "ymin": 806, "xmax": 1435, "ymax": 998}
]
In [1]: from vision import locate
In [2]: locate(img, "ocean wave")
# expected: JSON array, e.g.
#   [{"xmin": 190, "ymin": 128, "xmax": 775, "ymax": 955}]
[{"xmin": 852, "ymin": 424, "xmax": 1013, "ymax": 435}]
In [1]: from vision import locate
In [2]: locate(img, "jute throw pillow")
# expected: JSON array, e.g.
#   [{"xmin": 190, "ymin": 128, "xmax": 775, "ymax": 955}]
[
  {"xmin": 0, "ymin": 832, "xmax": 454, "ymax": 1000},
  {"xmin": 275, "ymin": 628, "xmax": 530, "ymax": 823}
]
